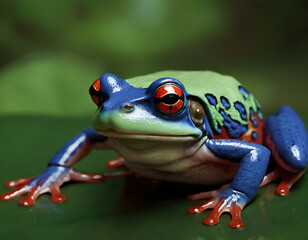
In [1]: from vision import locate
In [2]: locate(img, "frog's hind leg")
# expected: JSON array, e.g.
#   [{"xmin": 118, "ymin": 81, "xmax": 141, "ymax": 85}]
[{"xmin": 263, "ymin": 106, "xmax": 308, "ymax": 195}]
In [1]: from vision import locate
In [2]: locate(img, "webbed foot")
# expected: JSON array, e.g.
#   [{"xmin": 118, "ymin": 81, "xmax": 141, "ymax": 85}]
[
  {"xmin": 261, "ymin": 166, "xmax": 305, "ymax": 195},
  {"xmin": 0, "ymin": 167, "xmax": 104, "ymax": 206},
  {"xmin": 187, "ymin": 188, "xmax": 248, "ymax": 229}
]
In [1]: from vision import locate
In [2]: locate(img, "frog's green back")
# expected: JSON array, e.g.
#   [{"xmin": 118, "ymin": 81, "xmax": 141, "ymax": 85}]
[{"xmin": 126, "ymin": 70, "xmax": 261, "ymax": 132}]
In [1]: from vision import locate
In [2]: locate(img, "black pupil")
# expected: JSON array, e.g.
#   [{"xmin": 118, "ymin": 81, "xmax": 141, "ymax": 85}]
[{"xmin": 155, "ymin": 93, "xmax": 181, "ymax": 105}]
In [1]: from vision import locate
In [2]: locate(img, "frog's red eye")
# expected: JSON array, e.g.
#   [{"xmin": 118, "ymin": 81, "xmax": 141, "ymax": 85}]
[
  {"xmin": 154, "ymin": 84, "xmax": 184, "ymax": 114},
  {"xmin": 89, "ymin": 78, "xmax": 101, "ymax": 105}
]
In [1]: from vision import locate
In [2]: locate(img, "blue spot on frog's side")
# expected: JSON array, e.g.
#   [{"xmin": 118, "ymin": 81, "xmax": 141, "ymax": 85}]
[{"xmin": 219, "ymin": 109, "xmax": 248, "ymax": 138}]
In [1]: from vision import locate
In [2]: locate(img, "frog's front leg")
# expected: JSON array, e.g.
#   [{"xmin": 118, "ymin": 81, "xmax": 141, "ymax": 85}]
[
  {"xmin": 263, "ymin": 106, "xmax": 308, "ymax": 195},
  {"xmin": 0, "ymin": 127, "xmax": 122, "ymax": 206},
  {"xmin": 188, "ymin": 139, "xmax": 270, "ymax": 228}
]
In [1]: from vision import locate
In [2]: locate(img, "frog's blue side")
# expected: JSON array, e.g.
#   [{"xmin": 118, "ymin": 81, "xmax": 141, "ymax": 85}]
[
  {"xmin": 206, "ymin": 85, "xmax": 264, "ymax": 144},
  {"xmin": 217, "ymin": 110, "xmax": 248, "ymax": 138}
]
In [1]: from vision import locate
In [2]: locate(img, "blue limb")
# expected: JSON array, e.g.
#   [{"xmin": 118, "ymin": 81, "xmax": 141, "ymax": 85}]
[
  {"xmin": 262, "ymin": 106, "xmax": 308, "ymax": 195},
  {"xmin": 0, "ymin": 127, "xmax": 108, "ymax": 206},
  {"xmin": 265, "ymin": 106, "xmax": 308, "ymax": 172},
  {"xmin": 48, "ymin": 127, "xmax": 107, "ymax": 167},
  {"xmin": 188, "ymin": 139, "xmax": 270, "ymax": 228},
  {"xmin": 205, "ymin": 139, "xmax": 270, "ymax": 201}
]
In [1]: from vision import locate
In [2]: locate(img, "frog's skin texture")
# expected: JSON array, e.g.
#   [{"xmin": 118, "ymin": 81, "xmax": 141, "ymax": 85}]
[{"xmin": 1, "ymin": 71, "xmax": 307, "ymax": 229}]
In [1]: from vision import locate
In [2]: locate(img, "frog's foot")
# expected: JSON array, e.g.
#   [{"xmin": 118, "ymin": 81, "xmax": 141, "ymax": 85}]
[
  {"xmin": 105, "ymin": 157, "xmax": 132, "ymax": 178},
  {"xmin": 186, "ymin": 183, "xmax": 230, "ymax": 200},
  {"xmin": 0, "ymin": 167, "xmax": 105, "ymax": 206},
  {"xmin": 261, "ymin": 166, "xmax": 305, "ymax": 195},
  {"xmin": 0, "ymin": 167, "xmax": 133, "ymax": 206},
  {"xmin": 187, "ymin": 188, "xmax": 248, "ymax": 229},
  {"xmin": 106, "ymin": 157, "xmax": 125, "ymax": 169}
]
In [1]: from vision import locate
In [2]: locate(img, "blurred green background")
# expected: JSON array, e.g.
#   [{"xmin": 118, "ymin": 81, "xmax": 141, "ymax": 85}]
[
  {"xmin": 0, "ymin": 0, "xmax": 308, "ymax": 239},
  {"xmin": 0, "ymin": 0, "xmax": 307, "ymax": 115}
]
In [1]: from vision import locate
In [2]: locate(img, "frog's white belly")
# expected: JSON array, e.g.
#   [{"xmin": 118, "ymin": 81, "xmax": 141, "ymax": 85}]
[{"xmin": 106, "ymin": 137, "xmax": 238, "ymax": 186}]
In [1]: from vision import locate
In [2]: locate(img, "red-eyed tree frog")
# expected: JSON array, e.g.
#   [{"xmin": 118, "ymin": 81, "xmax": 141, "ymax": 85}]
[{"xmin": 1, "ymin": 71, "xmax": 307, "ymax": 229}]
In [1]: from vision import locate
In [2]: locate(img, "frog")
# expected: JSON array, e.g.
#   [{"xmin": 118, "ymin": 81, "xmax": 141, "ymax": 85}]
[{"xmin": 1, "ymin": 70, "xmax": 307, "ymax": 229}]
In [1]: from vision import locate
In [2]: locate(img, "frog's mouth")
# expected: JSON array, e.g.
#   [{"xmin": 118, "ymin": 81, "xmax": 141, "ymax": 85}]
[{"xmin": 94, "ymin": 128, "xmax": 200, "ymax": 142}]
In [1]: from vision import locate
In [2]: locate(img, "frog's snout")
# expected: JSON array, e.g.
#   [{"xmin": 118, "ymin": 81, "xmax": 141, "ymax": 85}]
[
  {"xmin": 90, "ymin": 73, "xmax": 133, "ymax": 107},
  {"xmin": 121, "ymin": 103, "xmax": 135, "ymax": 113}
]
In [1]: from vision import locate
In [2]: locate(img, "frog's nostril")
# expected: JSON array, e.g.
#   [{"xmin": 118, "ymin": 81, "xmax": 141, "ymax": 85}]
[{"xmin": 123, "ymin": 103, "xmax": 135, "ymax": 112}]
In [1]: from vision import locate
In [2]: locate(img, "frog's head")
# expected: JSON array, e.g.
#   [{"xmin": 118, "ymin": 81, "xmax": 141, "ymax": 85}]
[{"xmin": 90, "ymin": 73, "xmax": 213, "ymax": 142}]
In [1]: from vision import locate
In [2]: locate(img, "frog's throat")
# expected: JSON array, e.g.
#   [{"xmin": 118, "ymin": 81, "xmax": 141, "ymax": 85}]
[{"xmin": 94, "ymin": 128, "xmax": 201, "ymax": 142}]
